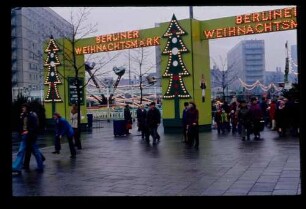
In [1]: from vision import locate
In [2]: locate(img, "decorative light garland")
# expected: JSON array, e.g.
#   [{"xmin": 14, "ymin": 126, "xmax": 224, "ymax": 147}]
[
  {"xmin": 44, "ymin": 36, "xmax": 63, "ymax": 102},
  {"xmin": 162, "ymin": 14, "xmax": 191, "ymax": 99},
  {"xmin": 239, "ymin": 78, "xmax": 283, "ymax": 92}
]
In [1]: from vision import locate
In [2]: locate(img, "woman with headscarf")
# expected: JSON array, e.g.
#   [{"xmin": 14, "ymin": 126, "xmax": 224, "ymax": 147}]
[{"xmin": 186, "ymin": 101, "xmax": 199, "ymax": 149}]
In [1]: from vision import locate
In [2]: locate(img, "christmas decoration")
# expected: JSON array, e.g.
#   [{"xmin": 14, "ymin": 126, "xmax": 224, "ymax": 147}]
[
  {"xmin": 44, "ymin": 35, "xmax": 63, "ymax": 103},
  {"xmin": 162, "ymin": 14, "xmax": 191, "ymax": 118},
  {"xmin": 284, "ymin": 41, "xmax": 289, "ymax": 83},
  {"xmin": 200, "ymin": 74, "xmax": 206, "ymax": 102},
  {"xmin": 238, "ymin": 78, "xmax": 282, "ymax": 92},
  {"xmin": 162, "ymin": 14, "xmax": 191, "ymax": 99}
]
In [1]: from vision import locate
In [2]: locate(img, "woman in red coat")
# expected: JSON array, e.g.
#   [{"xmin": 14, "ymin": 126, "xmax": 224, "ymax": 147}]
[{"xmin": 268, "ymin": 100, "xmax": 276, "ymax": 130}]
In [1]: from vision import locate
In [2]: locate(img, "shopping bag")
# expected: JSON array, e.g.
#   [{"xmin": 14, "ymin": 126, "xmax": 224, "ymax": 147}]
[{"xmin": 126, "ymin": 123, "xmax": 132, "ymax": 129}]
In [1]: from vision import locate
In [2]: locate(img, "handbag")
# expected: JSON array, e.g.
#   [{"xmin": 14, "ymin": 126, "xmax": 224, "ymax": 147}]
[{"xmin": 126, "ymin": 123, "xmax": 132, "ymax": 129}]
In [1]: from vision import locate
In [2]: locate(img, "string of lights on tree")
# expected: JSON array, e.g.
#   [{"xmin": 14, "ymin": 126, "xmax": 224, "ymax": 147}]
[
  {"xmin": 239, "ymin": 46, "xmax": 297, "ymax": 92},
  {"xmin": 238, "ymin": 78, "xmax": 283, "ymax": 92},
  {"xmin": 44, "ymin": 35, "xmax": 63, "ymax": 102},
  {"xmin": 284, "ymin": 44, "xmax": 298, "ymax": 76},
  {"xmin": 162, "ymin": 14, "xmax": 191, "ymax": 99},
  {"xmin": 290, "ymin": 57, "xmax": 298, "ymax": 75}
]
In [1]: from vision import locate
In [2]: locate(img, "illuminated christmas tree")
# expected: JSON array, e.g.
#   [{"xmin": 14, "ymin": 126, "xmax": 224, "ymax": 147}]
[
  {"xmin": 44, "ymin": 35, "xmax": 63, "ymax": 106},
  {"xmin": 162, "ymin": 14, "xmax": 191, "ymax": 118}
]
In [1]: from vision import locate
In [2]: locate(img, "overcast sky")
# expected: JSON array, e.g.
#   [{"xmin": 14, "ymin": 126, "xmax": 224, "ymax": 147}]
[{"xmin": 51, "ymin": 6, "xmax": 297, "ymax": 76}]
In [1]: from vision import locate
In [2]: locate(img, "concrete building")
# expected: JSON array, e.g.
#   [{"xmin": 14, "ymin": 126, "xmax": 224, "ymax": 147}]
[
  {"xmin": 265, "ymin": 67, "xmax": 284, "ymax": 85},
  {"xmin": 227, "ymin": 40, "xmax": 265, "ymax": 94},
  {"xmin": 154, "ymin": 23, "xmax": 162, "ymax": 88},
  {"xmin": 11, "ymin": 7, "xmax": 73, "ymax": 101}
]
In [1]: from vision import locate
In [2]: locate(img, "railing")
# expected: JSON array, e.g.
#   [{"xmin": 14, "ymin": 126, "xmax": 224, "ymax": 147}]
[{"xmin": 87, "ymin": 109, "xmax": 137, "ymax": 120}]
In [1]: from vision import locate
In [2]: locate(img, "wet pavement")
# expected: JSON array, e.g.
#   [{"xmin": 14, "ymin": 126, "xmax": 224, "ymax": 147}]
[{"xmin": 12, "ymin": 121, "xmax": 301, "ymax": 196}]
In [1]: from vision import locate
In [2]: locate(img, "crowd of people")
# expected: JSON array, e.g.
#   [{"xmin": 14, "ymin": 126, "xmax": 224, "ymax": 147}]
[
  {"xmin": 182, "ymin": 101, "xmax": 199, "ymax": 149},
  {"xmin": 13, "ymin": 95, "xmax": 299, "ymax": 175},
  {"xmin": 12, "ymin": 104, "xmax": 82, "ymax": 176},
  {"xmin": 212, "ymin": 95, "xmax": 299, "ymax": 141},
  {"xmin": 135, "ymin": 102, "xmax": 161, "ymax": 145},
  {"xmin": 134, "ymin": 101, "xmax": 199, "ymax": 149}
]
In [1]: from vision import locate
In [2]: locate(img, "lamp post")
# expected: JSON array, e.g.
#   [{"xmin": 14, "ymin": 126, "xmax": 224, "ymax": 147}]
[{"xmin": 189, "ymin": 6, "xmax": 193, "ymax": 19}]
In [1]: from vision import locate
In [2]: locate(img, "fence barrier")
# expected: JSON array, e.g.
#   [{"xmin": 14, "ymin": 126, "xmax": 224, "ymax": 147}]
[{"xmin": 87, "ymin": 109, "xmax": 137, "ymax": 121}]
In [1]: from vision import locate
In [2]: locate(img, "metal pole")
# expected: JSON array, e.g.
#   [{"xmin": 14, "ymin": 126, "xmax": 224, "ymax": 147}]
[
  {"xmin": 129, "ymin": 49, "xmax": 131, "ymax": 85},
  {"xmin": 189, "ymin": 6, "xmax": 193, "ymax": 19},
  {"xmin": 107, "ymin": 86, "xmax": 110, "ymax": 122}
]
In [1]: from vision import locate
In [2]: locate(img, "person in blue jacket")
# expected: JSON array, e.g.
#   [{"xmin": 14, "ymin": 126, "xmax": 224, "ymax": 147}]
[{"xmin": 52, "ymin": 112, "xmax": 76, "ymax": 158}]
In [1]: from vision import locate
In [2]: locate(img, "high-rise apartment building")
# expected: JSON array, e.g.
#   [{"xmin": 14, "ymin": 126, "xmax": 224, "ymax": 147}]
[
  {"xmin": 11, "ymin": 7, "xmax": 73, "ymax": 101},
  {"xmin": 227, "ymin": 40, "xmax": 265, "ymax": 93}
]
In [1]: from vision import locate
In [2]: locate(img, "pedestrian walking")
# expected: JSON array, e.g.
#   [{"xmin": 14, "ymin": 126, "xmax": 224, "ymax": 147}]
[
  {"xmin": 249, "ymin": 97, "xmax": 263, "ymax": 140},
  {"xmin": 229, "ymin": 101, "xmax": 238, "ymax": 134},
  {"xmin": 275, "ymin": 99, "xmax": 288, "ymax": 137},
  {"xmin": 70, "ymin": 104, "xmax": 82, "ymax": 149},
  {"xmin": 136, "ymin": 104, "xmax": 148, "ymax": 139},
  {"xmin": 12, "ymin": 103, "xmax": 44, "ymax": 175},
  {"xmin": 186, "ymin": 101, "xmax": 199, "ymax": 149},
  {"xmin": 146, "ymin": 102, "xmax": 161, "ymax": 144},
  {"xmin": 237, "ymin": 100, "xmax": 251, "ymax": 141},
  {"xmin": 268, "ymin": 99, "xmax": 277, "ymax": 130},
  {"xmin": 52, "ymin": 112, "xmax": 76, "ymax": 158},
  {"xmin": 23, "ymin": 107, "xmax": 46, "ymax": 171}
]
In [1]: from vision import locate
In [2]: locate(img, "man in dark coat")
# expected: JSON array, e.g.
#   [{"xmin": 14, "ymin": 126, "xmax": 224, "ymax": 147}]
[
  {"xmin": 136, "ymin": 104, "xmax": 148, "ymax": 139},
  {"xmin": 23, "ymin": 106, "xmax": 46, "ymax": 170},
  {"xmin": 249, "ymin": 97, "xmax": 263, "ymax": 140},
  {"xmin": 146, "ymin": 102, "xmax": 161, "ymax": 144},
  {"xmin": 12, "ymin": 104, "xmax": 44, "ymax": 175}
]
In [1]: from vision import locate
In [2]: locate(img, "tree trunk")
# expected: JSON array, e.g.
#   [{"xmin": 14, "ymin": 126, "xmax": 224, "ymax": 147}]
[{"xmin": 140, "ymin": 84, "xmax": 143, "ymax": 104}]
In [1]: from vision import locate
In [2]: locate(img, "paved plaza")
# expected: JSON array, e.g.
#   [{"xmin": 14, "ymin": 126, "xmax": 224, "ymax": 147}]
[{"xmin": 12, "ymin": 121, "xmax": 301, "ymax": 196}]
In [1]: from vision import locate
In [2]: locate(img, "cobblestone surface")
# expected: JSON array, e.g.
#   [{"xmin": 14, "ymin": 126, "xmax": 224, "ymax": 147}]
[{"xmin": 12, "ymin": 121, "xmax": 301, "ymax": 196}]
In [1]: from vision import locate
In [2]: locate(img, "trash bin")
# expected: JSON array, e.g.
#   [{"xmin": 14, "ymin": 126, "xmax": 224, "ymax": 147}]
[
  {"xmin": 113, "ymin": 120, "xmax": 127, "ymax": 136},
  {"xmin": 87, "ymin": 113, "xmax": 93, "ymax": 129}
]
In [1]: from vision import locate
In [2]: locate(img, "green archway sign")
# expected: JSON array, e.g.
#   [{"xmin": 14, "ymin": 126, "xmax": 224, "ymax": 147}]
[{"xmin": 44, "ymin": 7, "xmax": 297, "ymax": 132}]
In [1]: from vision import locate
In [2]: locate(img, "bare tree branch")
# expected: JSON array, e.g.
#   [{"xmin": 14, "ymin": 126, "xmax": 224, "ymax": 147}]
[
  {"xmin": 211, "ymin": 56, "xmax": 239, "ymax": 100},
  {"xmin": 83, "ymin": 52, "xmax": 121, "ymax": 88},
  {"xmin": 52, "ymin": 7, "xmax": 100, "ymax": 137},
  {"xmin": 127, "ymin": 47, "xmax": 156, "ymax": 104}
]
